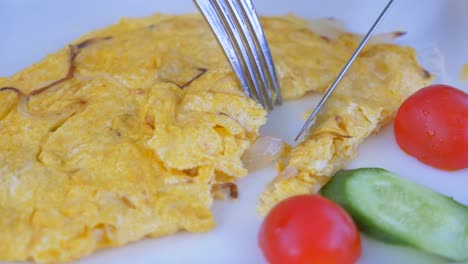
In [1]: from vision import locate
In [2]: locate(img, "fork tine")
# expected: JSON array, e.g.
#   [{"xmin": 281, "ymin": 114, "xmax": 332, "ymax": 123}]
[
  {"xmin": 237, "ymin": 0, "xmax": 282, "ymax": 105},
  {"xmin": 193, "ymin": 0, "xmax": 253, "ymax": 99},
  {"xmin": 226, "ymin": 0, "xmax": 274, "ymax": 110},
  {"xmin": 214, "ymin": 0, "xmax": 267, "ymax": 108}
]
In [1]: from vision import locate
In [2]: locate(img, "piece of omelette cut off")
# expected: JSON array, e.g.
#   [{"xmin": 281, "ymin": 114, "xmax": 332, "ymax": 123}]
[{"xmin": 258, "ymin": 19, "xmax": 433, "ymax": 215}]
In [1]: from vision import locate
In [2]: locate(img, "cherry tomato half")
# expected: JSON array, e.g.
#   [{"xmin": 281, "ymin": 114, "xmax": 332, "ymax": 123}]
[
  {"xmin": 259, "ymin": 195, "xmax": 361, "ymax": 264},
  {"xmin": 394, "ymin": 84, "xmax": 468, "ymax": 170}
]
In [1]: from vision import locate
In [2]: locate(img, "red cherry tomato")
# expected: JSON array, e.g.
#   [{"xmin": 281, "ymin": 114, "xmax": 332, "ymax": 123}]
[
  {"xmin": 258, "ymin": 195, "xmax": 361, "ymax": 264},
  {"xmin": 394, "ymin": 84, "xmax": 468, "ymax": 170}
]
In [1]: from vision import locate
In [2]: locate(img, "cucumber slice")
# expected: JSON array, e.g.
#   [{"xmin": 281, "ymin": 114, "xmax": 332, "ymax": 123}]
[{"xmin": 320, "ymin": 168, "xmax": 468, "ymax": 262}]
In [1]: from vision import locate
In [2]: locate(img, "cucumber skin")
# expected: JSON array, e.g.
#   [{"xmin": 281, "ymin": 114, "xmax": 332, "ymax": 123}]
[
  {"xmin": 320, "ymin": 168, "xmax": 468, "ymax": 262},
  {"xmin": 320, "ymin": 168, "xmax": 407, "ymax": 244}
]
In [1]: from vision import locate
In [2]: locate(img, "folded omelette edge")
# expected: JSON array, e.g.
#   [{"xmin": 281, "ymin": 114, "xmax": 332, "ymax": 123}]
[{"xmin": 258, "ymin": 44, "xmax": 433, "ymax": 215}]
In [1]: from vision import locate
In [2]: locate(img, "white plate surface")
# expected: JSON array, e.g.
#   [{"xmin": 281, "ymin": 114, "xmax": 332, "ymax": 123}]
[{"xmin": 1, "ymin": 0, "xmax": 467, "ymax": 263}]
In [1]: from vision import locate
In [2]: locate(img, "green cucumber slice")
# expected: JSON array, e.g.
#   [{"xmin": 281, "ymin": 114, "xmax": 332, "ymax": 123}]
[{"xmin": 320, "ymin": 168, "xmax": 468, "ymax": 262}]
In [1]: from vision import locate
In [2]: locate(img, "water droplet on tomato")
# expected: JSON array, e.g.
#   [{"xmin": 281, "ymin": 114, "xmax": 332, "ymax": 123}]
[{"xmin": 426, "ymin": 129, "xmax": 435, "ymax": 137}]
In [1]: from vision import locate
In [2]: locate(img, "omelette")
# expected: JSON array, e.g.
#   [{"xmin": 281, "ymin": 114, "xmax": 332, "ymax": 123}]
[
  {"xmin": 462, "ymin": 64, "xmax": 468, "ymax": 82},
  {"xmin": 0, "ymin": 14, "xmax": 431, "ymax": 262},
  {"xmin": 258, "ymin": 18, "xmax": 433, "ymax": 213}
]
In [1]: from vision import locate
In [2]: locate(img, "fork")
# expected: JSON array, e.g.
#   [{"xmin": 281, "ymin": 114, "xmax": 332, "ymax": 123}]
[{"xmin": 193, "ymin": 0, "xmax": 282, "ymax": 110}]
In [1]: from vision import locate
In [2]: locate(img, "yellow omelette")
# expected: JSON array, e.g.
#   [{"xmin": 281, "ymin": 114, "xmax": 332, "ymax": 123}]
[{"xmin": 0, "ymin": 14, "xmax": 431, "ymax": 262}]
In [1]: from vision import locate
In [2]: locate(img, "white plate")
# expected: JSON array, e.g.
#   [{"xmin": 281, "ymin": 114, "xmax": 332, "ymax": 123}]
[{"xmin": 1, "ymin": 0, "xmax": 467, "ymax": 263}]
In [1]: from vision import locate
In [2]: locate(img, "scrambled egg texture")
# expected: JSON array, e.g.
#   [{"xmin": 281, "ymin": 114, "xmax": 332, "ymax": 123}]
[{"xmin": 0, "ymin": 14, "xmax": 431, "ymax": 262}]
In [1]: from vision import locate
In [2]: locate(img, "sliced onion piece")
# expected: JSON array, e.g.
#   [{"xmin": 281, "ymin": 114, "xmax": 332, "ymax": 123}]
[
  {"xmin": 367, "ymin": 31, "xmax": 406, "ymax": 45},
  {"xmin": 242, "ymin": 136, "xmax": 285, "ymax": 171},
  {"xmin": 211, "ymin": 182, "xmax": 238, "ymax": 199},
  {"xmin": 415, "ymin": 42, "xmax": 447, "ymax": 83},
  {"xmin": 308, "ymin": 18, "xmax": 347, "ymax": 41},
  {"xmin": 18, "ymin": 96, "xmax": 86, "ymax": 120},
  {"xmin": 308, "ymin": 17, "xmax": 405, "ymax": 45},
  {"xmin": 274, "ymin": 166, "xmax": 299, "ymax": 183}
]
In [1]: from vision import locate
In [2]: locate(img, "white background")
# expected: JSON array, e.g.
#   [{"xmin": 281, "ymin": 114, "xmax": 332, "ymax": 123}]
[{"xmin": 1, "ymin": 0, "xmax": 467, "ymax": 263}]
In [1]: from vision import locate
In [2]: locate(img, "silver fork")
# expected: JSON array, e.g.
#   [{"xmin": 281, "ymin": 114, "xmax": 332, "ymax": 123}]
[{"xmin": 193, "ymin": 0, "xmax": 282, "ymax": 110}]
